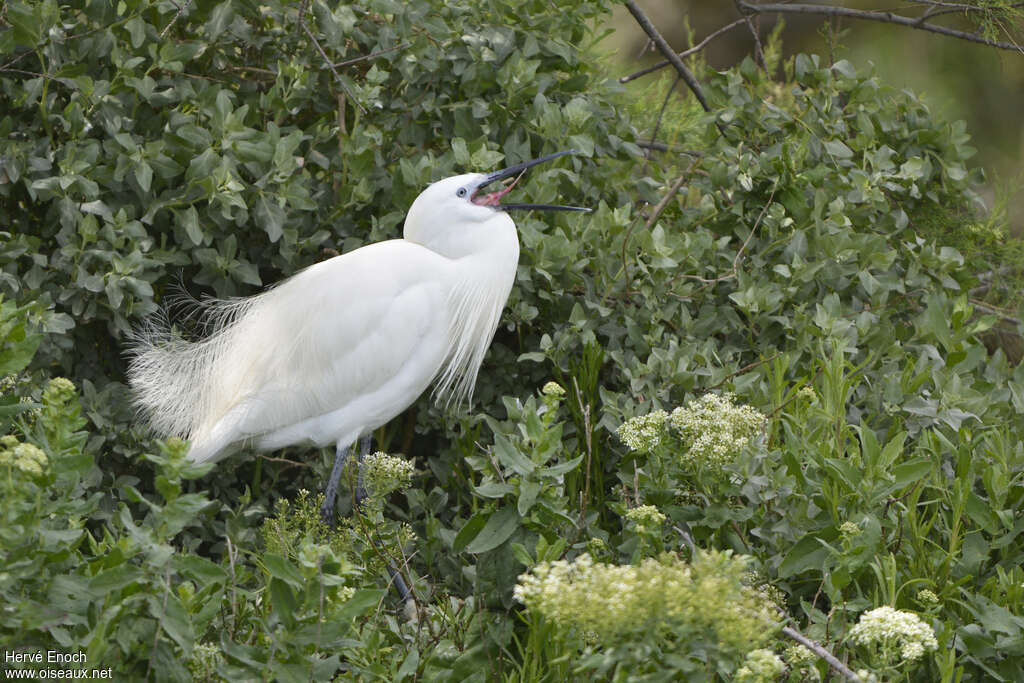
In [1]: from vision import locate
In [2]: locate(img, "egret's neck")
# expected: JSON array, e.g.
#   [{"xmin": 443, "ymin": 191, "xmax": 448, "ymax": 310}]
[
  {"xmin": 405, "ymin": 211, "xmax": 518, "ymax": 262},
  {"xmin": 427, "ymin": 213, "xmax": 520, "ymax": 406}
]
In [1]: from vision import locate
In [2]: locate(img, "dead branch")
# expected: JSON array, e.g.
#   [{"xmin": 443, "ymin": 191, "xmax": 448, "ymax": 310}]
[
  {"xmin": 620, "ymin": 18, "xmax": 748, "ymax": 84},
  {"xmin": 624, "ymin": 0, "xmax": 715, "ymax": 113},
  {"xmin": 160, "ymin": 0, "xmax": 194, "ymax": 39},
  {"xmin": 779, "ymin": 625, "xmax": 863, "ymax": 682},
  {"xmin": 737, "ymin": 1, "xmax": 1024, "ymax": 53},
  {"xmin": 298, "ymin": 0, "xmax": 367, "ymax": 113}
]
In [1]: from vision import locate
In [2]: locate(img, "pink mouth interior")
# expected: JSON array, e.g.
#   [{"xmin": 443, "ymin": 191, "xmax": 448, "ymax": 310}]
[{"xmin": 471, "ymin": 170, "xmax": 526, "ymax": 206}]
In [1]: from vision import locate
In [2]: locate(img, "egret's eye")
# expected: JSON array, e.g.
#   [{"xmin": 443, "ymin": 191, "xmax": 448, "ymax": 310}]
[{"xmin": 456, "ymin": 187, "xmax": 468, "ymax": 198}]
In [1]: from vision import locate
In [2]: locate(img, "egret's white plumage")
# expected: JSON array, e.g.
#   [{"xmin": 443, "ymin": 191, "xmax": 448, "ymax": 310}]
[{"xmin": 129, "ymin": 172, "xmax": 523, "ymax": 464}]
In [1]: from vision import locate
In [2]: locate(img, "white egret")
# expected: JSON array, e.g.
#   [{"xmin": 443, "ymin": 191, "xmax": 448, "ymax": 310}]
[{"xmin": 128, "ymin": 149, "xmax": 589, "ymax": 526}]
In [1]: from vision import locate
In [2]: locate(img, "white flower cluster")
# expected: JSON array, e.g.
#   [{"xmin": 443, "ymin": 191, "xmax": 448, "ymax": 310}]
[
  {"xmin": 0, "ymin": 437, "xmax": 48, "ymax": 477},
  {"xmin": 797, "ymin": 386, "xmax": 817, "ymax": 401},
  {"xmin": 541, "ymin": 381, "xmax": 565, "ymax": 397},
  {"xmin": 616, "ymin": 410, "xmax": 668, "ymax": 453},
  {"xmin": 188, "ymin": 642, "xmax": 225, "ymax": 681},
  {"xmin": 849, "ymin": 606, "xmax": 938, "ymax": 662},
  {"xmin": 361, "ymin": 451, "xmax": 414, "ymax": 496},
  {"xmin": 624, "ymin": 504, "xmax": 667, "ymax": 534},
  {"xmin": 43, "ymin": 377, "xmax": 76, "ymax": 403},
  {"xmin": 669, "ymin": 394, "xmax": 766, "ymax": 472},
  {"xmin": 839, "ymin": 521, "xmax": 861, "ymax": 538},
  {"xmin": 735, "ymin": 648, "xmax": 785, "ymax": 682},
  {"xmin": 778, "ymin": 643, "xmax": 819, "ymax": 671},
  {"xmin": 514, "ymin": 551, "xmax": 775, "ymax": 650}
]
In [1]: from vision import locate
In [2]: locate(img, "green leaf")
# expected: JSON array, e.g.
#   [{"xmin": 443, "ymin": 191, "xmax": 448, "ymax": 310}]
[
  {"xmin": 134, "ymin": 161, "xmax": 153, "ymax": 193},
  {"xmin": 493, "ymin": 433, "xmax": 534, "ymax": 476},
  {"xmin": 268, "ymin": 578, "xmax": 298, "ymax": 629},
  {"xmin": 543, "ymin": 455, "xmax": 584, "ymax": 477},
  {"xmin": 824, "ymin": 139, "xmax": 853, "ymax": 159},
  {"xmin": 395, "ymin": 647, "xmax": 419, "ymax": 682},
  {"xmin": 255, "ymin": 196, "xmax": 285, "ymax": 243},
  {"xmin": 890, "ymin": 458, "xmax": 932, "ymax": 490},
  {"xmin": 177, "ymin": 206, "xmax": 203, "ymax": 245},
  {"xmin": 517, "ymin": 479, "xmax": 541, "ymax": 516},
  {"xmin": 148, "ymin": 592, "xmax": 193, "ymax": 652},
  {"xmin": 778, "ymin": 535, "xmax": 829, "ymax": 578},
  {"xmin": 262, "ymin": 553, "xmax": 305, "ymax": 588},
  {"xmin": 206, "ymin": 0, "xmax": 234, "ymax": 39},
  {"xmin": 125, "ymin": 17, "xmax": 146, "ymax": 49},
  {"xmin": 474, "ymin": 481, "xmax": 514, "ymax": 498},
  {"xmin": 334, "ymin": 589, "xmax": 384, "ymax": 624},
  {"xmin": 464, "ymin": 506, "xmax": 520, "ymax": 554},
  {"xmin": 89, "ymin": 565, "xmax": 143, "ymax": 594},
  {"xmin": 452, "ymin": 512, "xmax": 488, "ymax": 553}
]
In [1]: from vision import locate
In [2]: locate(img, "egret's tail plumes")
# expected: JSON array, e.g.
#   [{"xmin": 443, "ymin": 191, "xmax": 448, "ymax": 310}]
[{"xmin": 127, "ymin": 296, "xmax": 257, "ymax": 463}]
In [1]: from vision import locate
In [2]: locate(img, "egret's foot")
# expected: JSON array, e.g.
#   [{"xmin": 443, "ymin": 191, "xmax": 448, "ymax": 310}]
[{"xmin": 319, "ymin": 498, "xmax": 336, "ymax": 528}]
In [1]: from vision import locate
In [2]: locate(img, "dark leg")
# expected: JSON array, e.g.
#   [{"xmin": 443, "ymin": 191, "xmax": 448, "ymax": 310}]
[
  {"xmin": 352, "ymin": 435, "xmax": 413, "ymax": 606},
  {"xmin": 321, "ymin": 435, "xmax": 414, "ymax": 607},
  {"xmin": 354, "ymin": 433, "xmax": 372, "ymax": 507},
  {"xmin": 320, "ymin": 441, "xmax": 353, "ymax": 526}
]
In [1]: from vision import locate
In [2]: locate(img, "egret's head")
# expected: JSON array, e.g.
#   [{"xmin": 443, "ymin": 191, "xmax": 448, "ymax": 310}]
[{"xmin": 404, "ymin": 150, "xmax": 590, "ymax": 258}]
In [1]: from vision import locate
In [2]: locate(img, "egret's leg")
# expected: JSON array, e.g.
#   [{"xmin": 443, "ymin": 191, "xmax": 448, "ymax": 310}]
[
  {"xmin": 354, "ymin": 433, "xmax": 372, "ymax": 508},
  {"xmin": 321, "ymin": 435, "xmax": 413, "ymax": 607},
  {"xmin": 352, "ymin": 435, "xmax": 413, "ymax": 606},
  {"xmin": 320, "ymin": 441, "xmax": 352, "ymax": 526}
]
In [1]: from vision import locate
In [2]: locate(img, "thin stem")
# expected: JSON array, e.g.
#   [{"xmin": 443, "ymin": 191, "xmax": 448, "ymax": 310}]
[
  {"xmin": 619, "ymin": 18, "xmax": 747, "ymax": 84},
  {"xmin": 738, "ymin": 2, "xmax": 1024, "ymax": 53},
  {"xmin": 623, "ymin": 0, "xmax": 715, "ymax": 113}
]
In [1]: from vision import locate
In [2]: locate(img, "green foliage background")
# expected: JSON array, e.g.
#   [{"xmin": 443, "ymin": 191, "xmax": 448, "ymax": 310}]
[{"xmin": 2, "ymin": 0, "xmax": 1023, "ymax": 681}]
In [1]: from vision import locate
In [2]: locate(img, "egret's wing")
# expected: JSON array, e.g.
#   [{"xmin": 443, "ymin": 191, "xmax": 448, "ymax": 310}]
[{"xmin": 194, "ymin": 240, "xmax": 450, "ymax": 449}]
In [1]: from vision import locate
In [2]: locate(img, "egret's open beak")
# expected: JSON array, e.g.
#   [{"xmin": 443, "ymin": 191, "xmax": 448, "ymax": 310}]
[{"xmin": 471, "ymin": 149, "xmax": 591, "ymax": 213}]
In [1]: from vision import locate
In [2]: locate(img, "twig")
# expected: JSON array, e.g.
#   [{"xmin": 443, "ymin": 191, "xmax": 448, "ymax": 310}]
[
  {"xmin": 256, "ymin": 453, "xmax": 313, "ymax": 468},
  {"xmin": 333, "ymin": 42, "xmax": 410, "ymax": 68},
  {"xmin": 620, "ymin": 18, "xmax": 747, "ymax": 84},
  {"xmin": 922, "ymin": 2, "xmax": 1024, "ymax": 20},
  {"xmin": 225, "ymin": 535, "xmax": 239, "ymax": 636},
  {"xmin": 635, "ymin": 141, "xmax": 703, "ymax": 156},
  {"xmin": 623, "ymin": 0, "xmax": 716, "ymax": 114},
  {"xmin": 572, "ymin": 376, "xmax": 595, "ymax": 530},
  {"xmin": 298, "ymin": 0, "xmax": 367, "ymax": 113},
  {"xmin": 970, "ymin": 299, "xmax": 1023, "ymax": 326},
  {"xmin": 644, "ymin": 174, "xmax": 689, "ymax": 230},
  {"xmin": 679, "ymin": 186, "xmax": 776, "ymax": 286},
  {"xmin": 159, "ymin": 0, "xmax": 193, "ymax": 39},
  {"xmin": 671, "ymin": 524, "xmax": 697, "ymax": 555},
  {"xmin": 145, "ymin": 570, "xmax": 173, "ymax": 681},
  {"xmin": 737, "ymin": 2, "xmax": 1024, "ymax": 53},
  {"xmin": 734, "ymin": 1, "xmax": 767, "ymax": 70},
  {"xmin": 780, "ymin": 625, "xmax": 863, "ymax": 682},
  {"xmin": 640, "ymin": 76, "xmax": 681, "ymax": 175},
  {"xmin": 707, "ymin": 353, "xmax": 781, "ymax": 390},
  {"xmin": 619, "ymin": 166, "xmax": 695, "ymax": 294}
]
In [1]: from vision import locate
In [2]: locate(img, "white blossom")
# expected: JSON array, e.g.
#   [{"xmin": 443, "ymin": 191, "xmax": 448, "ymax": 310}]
[{"xmin": 849, "ymin": 606, "xmax": 937, "ymax": 662}]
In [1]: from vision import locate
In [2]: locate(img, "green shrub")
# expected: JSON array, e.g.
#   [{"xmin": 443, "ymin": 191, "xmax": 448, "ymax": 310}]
[{"xmin": 3, "ymin": 1, "xmax": 1024, "ymax": 681}]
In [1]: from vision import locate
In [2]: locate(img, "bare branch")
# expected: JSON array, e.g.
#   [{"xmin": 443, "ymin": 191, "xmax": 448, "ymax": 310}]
[
  {"xmin": 298, "ymin": 0, "xmax": 367, "ymax": 113},
  {"xmin": 970, "ymin": 299, "xmax": 1024, "ymax": 326},
  {"xmin": 159, "ymin": 0, "xmax": 194, "ymax": 39},
  {"xmin": 620, "ymin": 18, "xmax": 747, "ymax": 84},
  {"xmin": 645, "ymin": 174, "xmax": 689, "ymax": 231},
  {"xmin": 780, "ymin": 625, "xmax": 864, "ymax": 682},
  {"xmin": 333, "ymin": 42, "xmax": 410, "ymax": 68},
  {"xmin": 623, "ymin": 0, "xmax": 715, "ymax": 113},
  {"xmin": 635, "ymin": 141, "xmax": 703, "ymax": 156},
  {"xmin": 735, "ymin": 1, "xmax": 767, "ymax": 70},
  {"xmin": 737, "ymin": 2, "xmax": 1024, "ymax": 53}
]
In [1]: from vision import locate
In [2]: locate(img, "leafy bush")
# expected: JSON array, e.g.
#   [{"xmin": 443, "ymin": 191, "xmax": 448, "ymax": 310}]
[{"xmin": 3, "ymin": 0, "xmax": 1024, "ymax": 681}]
